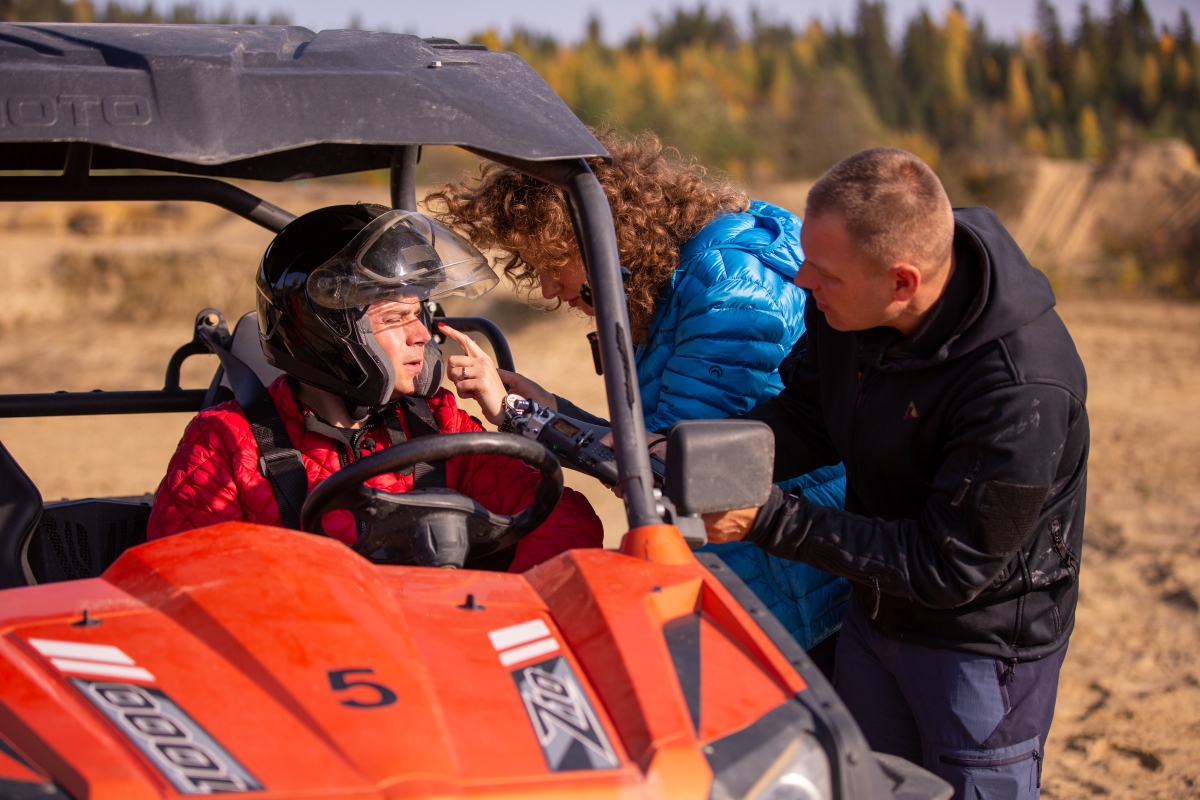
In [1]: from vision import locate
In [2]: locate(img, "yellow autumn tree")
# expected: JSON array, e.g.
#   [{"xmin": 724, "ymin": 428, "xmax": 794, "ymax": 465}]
[
  {"xmin": 1007, "ymin": 56, "xmax": 1034, "ymax": 131},
  {"xmin": 1077, "ymin": 104, "xmax": 1105, "ymax": 160}
]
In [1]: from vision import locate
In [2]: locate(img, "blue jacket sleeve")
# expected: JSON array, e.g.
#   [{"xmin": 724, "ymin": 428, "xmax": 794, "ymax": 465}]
[{"xmin": 641, "ymin": 263, "xmax": 796, "ymax": 433}]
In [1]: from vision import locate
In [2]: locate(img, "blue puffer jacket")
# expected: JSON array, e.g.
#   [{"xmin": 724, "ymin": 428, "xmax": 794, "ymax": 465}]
[{"xmin": 636, "ymin": 201, "xmax": 849, "ymax": 652}]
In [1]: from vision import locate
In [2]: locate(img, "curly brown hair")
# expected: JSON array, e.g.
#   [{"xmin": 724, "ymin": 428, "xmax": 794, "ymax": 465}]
[{"xmin": 424, "ymin": 129, "xmax": 749, "ymax": 344}]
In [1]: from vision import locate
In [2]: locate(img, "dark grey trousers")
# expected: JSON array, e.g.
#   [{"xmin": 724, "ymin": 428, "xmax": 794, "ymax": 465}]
[{"xmin": 835, "ymin": 596, "xmax": 1067, "ymax": 799}]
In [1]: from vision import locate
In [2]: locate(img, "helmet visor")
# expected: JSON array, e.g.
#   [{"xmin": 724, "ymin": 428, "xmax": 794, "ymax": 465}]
[{"xmin": 306, "ymin": 209, "xmax": 498, "ymax": 309}]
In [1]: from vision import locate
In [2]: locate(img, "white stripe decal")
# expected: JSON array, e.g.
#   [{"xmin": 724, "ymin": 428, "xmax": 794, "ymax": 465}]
[
  {"xmin": 488, "ymin": 619, "xmax": 552, "ymax": 652},
  {"xmin": 29, "ymin": 639, "xmax": 135, "ymax": 665},
  {"xmin": 497, "ymin": 637, "xmax": 560, "ymax": 667},
  {"xmin": 49, "ymin": 659, "xmax": 156, "ymax": 682}
]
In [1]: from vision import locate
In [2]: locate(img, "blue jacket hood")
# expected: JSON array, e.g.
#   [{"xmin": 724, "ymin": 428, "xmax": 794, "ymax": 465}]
[
  {"xmin": 678, "ymin": 200, "xmax": 804, "ymax": 283},
  {"xmin": 635, "ymin": 201, "xmax": 809, "ymax": 433}
]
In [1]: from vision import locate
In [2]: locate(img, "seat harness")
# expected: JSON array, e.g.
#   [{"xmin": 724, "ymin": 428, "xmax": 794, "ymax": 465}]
[{"xmin": 199, "ymin": 331, "xmax": 444, "ymax": 531}]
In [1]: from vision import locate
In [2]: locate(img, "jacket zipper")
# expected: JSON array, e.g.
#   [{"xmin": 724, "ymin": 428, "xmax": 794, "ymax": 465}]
[
  {"xmin": 851, "ymin": 360, "xmax": 885, "ymax": 465},
  {"xmin": 939, "ymin": 747, "xmax": 1041, "ymax": 786},
  {"xmin": 867, "ymin": 575, "xmax": 882, "ymax": 620},
  {"xmin": 1049, "ymin": 517, "xmax": 1078, "ymax": 580},
  {"xmin": 852, "ymin": 354, "xmax": 885, "ymax": 621}
]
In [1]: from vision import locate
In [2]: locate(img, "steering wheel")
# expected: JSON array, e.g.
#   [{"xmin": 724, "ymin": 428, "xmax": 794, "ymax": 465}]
[{"xmin": 300, "ymin": 432, "xmax": 563, "ymax": 568}]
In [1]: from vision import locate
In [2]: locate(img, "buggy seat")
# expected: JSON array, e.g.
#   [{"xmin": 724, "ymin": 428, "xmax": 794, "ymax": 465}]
[{"xmin": 0, "ymin": 313, "xmax": 280, "ymax": 588}]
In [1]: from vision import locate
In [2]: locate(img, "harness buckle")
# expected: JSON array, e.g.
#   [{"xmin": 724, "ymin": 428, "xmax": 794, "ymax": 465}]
[{"xmin": 259, "ymin": 449, "xmax": 304, "ymax": 479}]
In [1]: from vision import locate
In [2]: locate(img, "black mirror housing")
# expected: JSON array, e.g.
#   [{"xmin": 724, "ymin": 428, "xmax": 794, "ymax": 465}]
[{"xmin": 664, "ymin": 420, "xmax": 775, "ymax": 517}]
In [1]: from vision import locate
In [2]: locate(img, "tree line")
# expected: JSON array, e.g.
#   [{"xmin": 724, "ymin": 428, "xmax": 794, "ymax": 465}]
[
  {"xmin": 476, "ymin": 0, "xmax": 1197, "ymax": 195},
  {"xmin": 0, "ymin": 0, "xmax": 288, "ymax": 25}
]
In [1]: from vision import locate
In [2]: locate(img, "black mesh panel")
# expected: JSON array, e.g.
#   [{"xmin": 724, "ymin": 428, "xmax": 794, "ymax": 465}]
[{"xmin": 29, "ymin": 499, "xmax": 150, "ymax": 583}]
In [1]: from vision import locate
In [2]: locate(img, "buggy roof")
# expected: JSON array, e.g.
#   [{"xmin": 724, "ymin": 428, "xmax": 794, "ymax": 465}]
[{"xmin": 0, "ymin": 24, "xmax": 606, "ymax": 180}]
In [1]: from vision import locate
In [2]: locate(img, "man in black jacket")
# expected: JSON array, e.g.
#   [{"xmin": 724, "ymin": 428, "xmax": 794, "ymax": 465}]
[{"xmin": 706, "ymin": 148, "xmax": 1087, "ymax": 799}]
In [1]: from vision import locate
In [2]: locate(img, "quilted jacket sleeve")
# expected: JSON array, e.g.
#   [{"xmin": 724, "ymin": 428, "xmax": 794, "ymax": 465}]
[
  {"xmin": 642, "ymin": 255, "xmax": 799, "ymax": 433},
  {"xmin": 146, "ymin": 406, "xmax": 279, "ymax": 539},
  {"xmin": 443, "ymin": 408, "xmax": 603, "ymax": 572}
]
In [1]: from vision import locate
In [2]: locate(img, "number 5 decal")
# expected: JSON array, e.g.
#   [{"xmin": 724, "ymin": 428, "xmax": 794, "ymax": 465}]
[{"xmin": 327, "ymin": 668, "xmax": 398, "ymax": 708}]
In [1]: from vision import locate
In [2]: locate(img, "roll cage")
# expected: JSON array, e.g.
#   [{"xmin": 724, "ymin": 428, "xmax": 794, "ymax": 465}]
[{"xmin": 0, "ymin": 23, "xmax": 661, "ymax": 526}]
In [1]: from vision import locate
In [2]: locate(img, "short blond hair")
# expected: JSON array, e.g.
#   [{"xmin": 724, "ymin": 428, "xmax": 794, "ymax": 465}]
[{"xmin": 806, "ymin": 148, "xmax": 954, "ymax": 273}]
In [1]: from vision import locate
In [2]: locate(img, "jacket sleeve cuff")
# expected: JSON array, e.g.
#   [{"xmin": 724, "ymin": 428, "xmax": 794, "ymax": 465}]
[
  {"xmin": 745, "ymin": 485, "xmax": 812, "ymax": 554},
  {"xmin": 553, "ymin": 395, "xmax": 610, "ymax": 427},
  {"xmin": 745, "ymin": 485, "xmax": 786, "ymax": 544}
]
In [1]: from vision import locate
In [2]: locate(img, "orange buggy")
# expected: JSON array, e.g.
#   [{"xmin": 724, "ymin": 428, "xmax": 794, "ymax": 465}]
[{"xmin": 0, "ymin": 23, "xmax": 948, "ymax": 800}]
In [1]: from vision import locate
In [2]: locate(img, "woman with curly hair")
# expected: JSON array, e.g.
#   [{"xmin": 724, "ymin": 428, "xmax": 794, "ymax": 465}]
[{"xmin": 428, "ymin": 130, "xmax": 849, "ymax": 671}]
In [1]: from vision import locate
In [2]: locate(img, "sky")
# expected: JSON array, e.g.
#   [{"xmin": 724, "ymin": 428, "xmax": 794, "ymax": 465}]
[{"xmin": 227, "ymin": 0, "xmax": 1198, "ymax": 43}]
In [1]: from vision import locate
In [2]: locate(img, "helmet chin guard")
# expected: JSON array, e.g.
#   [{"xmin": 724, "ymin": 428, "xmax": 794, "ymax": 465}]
[{"xmin": 411, "ymin": 338, "xmax": 445, "ymax": 398}]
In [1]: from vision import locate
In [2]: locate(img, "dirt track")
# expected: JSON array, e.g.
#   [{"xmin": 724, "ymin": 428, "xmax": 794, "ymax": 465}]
[
  {"xmin": 0, "ymin": 186, "xmax": 1197, "ymax": 797},
  {"xmin": 1042, "ymin": 299, "xmax": 1200, "ymax": 798}
]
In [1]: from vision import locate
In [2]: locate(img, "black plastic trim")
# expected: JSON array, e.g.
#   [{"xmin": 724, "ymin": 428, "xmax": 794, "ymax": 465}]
[
  {"xmin": 696, "ymin": 552, "xmax": 895, "ymax": 800},
  {"xmin": 704, "ymin": 698, "xmax": 817, "ymax": 800},
  {"xmin": 0, "ymin": 777, "xmax": 72, "ymax": 800},
  {"xmin": 874, "ymin": 754, "xmax": 954, "ymax": 800},
  {"xmin": 663, "ymin": 613, "xmax": 701, "ymax": 734}
]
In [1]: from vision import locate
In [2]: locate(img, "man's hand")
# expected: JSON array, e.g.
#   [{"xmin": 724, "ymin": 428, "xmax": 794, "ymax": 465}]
[
  {"xmin": 702, "ymin": 507, "xmax": 759, "ymax": 543},
  {"xmin": 441, "ymin": 323, "xmax": 509, "ymax": 426}
]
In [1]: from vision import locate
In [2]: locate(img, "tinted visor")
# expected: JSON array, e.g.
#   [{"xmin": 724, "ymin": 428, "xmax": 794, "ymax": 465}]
[{"xmin": 307, "ymin": 210, "xmax": 498, "ymax": 309}]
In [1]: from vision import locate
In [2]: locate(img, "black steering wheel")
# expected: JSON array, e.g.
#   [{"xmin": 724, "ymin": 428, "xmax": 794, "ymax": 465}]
[{"xmin": 300, "ymin": 432, "xmax": 563, "ymax": 568}]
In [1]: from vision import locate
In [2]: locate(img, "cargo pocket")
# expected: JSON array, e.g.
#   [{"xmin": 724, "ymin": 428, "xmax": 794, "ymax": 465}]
[{"xmin": 933, "ymin": 736, "xmax": 1042, "ymax": 799}]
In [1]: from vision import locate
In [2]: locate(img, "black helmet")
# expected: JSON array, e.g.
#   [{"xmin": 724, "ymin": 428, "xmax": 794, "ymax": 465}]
[{"xmin": 256, "ymin": 204, "xmax": 497, "ymax": 409}]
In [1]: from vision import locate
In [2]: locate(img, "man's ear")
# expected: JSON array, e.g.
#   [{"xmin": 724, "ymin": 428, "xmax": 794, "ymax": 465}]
[{"xmin": 889, "ymin": 263, "xmax": 922, "ymax": 303}]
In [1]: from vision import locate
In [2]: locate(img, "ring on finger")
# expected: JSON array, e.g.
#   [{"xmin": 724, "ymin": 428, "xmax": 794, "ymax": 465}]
[{"xmin": 461, "ymin": 366, "xmax": 468, "ymax": 380}]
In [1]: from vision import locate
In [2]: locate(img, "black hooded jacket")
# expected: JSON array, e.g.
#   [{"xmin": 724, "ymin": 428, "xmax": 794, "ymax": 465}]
[{"xmin": 744, "ymin": 207, "xmax": 1088, "ymax": 661}]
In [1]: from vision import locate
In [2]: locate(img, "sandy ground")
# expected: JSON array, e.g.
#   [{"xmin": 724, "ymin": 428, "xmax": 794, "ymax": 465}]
[
  {"xmin": 0, "ymin": 188, "xmax": 1197, "ymax": 796},
  {"xmin": 1040, "ymin": 299, "xmax": 1200, "ymax": 798}
]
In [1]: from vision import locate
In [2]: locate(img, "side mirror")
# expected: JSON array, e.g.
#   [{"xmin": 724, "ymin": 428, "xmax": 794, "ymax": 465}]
[{"xmin": 663, "ymin": 420, "xmax": 775, "ymax": 548}]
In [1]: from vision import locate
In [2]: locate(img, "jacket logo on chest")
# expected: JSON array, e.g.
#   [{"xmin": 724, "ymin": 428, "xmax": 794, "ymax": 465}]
[{"xmin": 904, "ymin": 401, "xmax": 919, "ymax": 420}]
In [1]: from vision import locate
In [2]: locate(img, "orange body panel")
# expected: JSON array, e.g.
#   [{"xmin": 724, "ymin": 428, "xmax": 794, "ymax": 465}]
[{"xmin": 0, "ymin": 523, "xmax": 809, "ymax": 799}]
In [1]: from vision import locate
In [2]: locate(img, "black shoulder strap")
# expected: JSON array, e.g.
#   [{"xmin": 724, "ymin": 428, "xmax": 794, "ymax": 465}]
[
  {"xmin": 199, "ymin": 330, "xmax": 307, "ymax": 530},
  {"xmin": 380, "ymin": 396, "xmax": 447, "ymax": 490}
]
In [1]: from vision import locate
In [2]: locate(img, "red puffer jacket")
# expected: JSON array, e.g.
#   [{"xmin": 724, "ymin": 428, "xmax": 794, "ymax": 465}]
[{"xmin": 147, "ymin": 377, "xmax": 603, "ymax": 571}]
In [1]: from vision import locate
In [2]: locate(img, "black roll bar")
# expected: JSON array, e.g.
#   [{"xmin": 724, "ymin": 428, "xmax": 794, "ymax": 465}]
[
  {"xmin": 0, "ymin": 314, "xmax": 515, "ymax": 419},
  {"xmin": 0, "ymin": 390, "xmax": 206, "ymax": 418},
  {"xmin": 439, "ymin": 317, "xmax": 515, "ymax": 373},
  {"xmin": 467, "ymin": 150, "xmax": 659, "ymax": 529},
  {"xmin": 563, "ymin": 165, "xmax": 659, "ymax": 528},
  {"xmin": 0, "ymin": 174, "xmax": 296, "ymax": 233},
  {"xmin": 391, "ymin": 144, "xmax": 420, "ymax": 212},
  {"xmin": 0, "ymin": 141, "xmax": 297, "ymax": 233}
]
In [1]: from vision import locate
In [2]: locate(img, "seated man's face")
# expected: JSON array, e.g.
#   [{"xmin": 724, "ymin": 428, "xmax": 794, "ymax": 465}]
[{"xmin": 367, "ymin": 298, "xmax": 431, "ymax": 397}]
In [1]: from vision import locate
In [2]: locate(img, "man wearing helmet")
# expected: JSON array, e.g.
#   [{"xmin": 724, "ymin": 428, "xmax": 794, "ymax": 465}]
[{"xmin": 146, "ymin": 204, "xmax": 603, "ymax": 572}]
